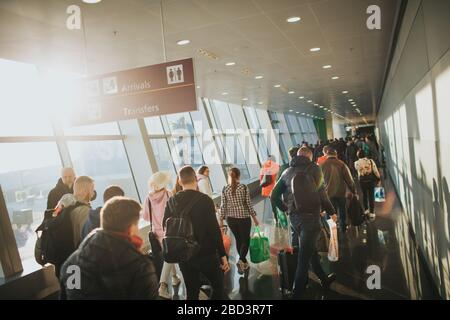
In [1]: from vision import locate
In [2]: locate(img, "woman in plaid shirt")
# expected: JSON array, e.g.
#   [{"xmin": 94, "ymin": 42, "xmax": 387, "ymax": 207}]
[{"xmin": 220, "ymin": 167, "xmax": 259, "ymax": 274}]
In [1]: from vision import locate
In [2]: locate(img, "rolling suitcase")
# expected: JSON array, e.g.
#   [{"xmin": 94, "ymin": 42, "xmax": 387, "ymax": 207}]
[{"xmin": 277, "ymin": 215, "xmax": 298, "ymax": 296}]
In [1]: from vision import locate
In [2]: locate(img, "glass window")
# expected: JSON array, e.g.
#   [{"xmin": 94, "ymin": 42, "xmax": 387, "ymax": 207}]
[
  {"xmin": 0, "ymin": 142, "xmax": 61, "ymax": 262},
  {"xmin": 0, "ymin": 59, "xmax": 54, "ymax": 136},
  {"xmin": 298, "ymin": 117, "xmax": 309, "ymax": 133},
  {"xmin": 165, "ymin": 112, "xmax": 196, "ymax": 136},
  {"xmin": 63, "ymin": 122, "xmax": 121, "ymax": 136},
  {"xmin": 150, "ymin": 139, "xmax": 177, "ymax": 189},
  {"xmin": 144, "ymin": 116, "xmax": 165, "ymax": 135},
  {"xmin": 169, "ymin": 135, "xmax": 204, "ymax": 170},
  {"xmin": 286, "ymin": 114, "xmax": 301, "ymax": 133},
  {"xmin": 244, "ymin": 107, "xmax": 260, "ymax": 130},
  {"xmin": 67, "ymin": 140, "xmax": 139, "ymax": 208},
  {"xmin": 210, "ymin": 101, "xmax": 235, "ymax": 131}
]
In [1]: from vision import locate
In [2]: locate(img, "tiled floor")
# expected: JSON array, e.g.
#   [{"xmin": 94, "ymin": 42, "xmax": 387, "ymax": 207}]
[{"xmin": 170, "ymin": 177, "xmax": 440, "ymax": 300}]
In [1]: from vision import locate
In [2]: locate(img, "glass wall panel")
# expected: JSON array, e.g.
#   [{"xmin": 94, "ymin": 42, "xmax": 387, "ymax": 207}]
[
  {"xmin": 67, "ymin": 140, "xmax": 139, "ymax": 207},
  {"xmin": 0, "ymin": 142, "xmax": 61, "ymax": 262}
]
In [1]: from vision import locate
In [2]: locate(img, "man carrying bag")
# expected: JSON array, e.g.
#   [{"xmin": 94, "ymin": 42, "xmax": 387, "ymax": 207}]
[{"xmin": 163, "ymin": 166, "xmax": 230, "ymax": 300}]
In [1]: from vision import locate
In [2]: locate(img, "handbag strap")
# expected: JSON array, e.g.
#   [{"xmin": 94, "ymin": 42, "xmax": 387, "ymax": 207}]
[{"xmin": 147, "ymin": 197, "xmax": 153, "ymax": 230}]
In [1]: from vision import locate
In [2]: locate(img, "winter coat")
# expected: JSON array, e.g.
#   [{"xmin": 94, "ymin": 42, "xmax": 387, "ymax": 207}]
[
  {"xmin": 320, "ymin": 156, "xmax": 356, "ymax": 198},
  {"xmin": 143, "ymin": 189, "xmax": 172, "ymax": 244},
  {"xmin": 47, "ymin": 178, "xmax": 73, "ymax": 210},
  {"xmin": 260, "ymin": 160, "xmax": 280, "ymax": 197},
  {"xmin": 60, "ymin": 230, "xmax": 158, "ymax": 300}
]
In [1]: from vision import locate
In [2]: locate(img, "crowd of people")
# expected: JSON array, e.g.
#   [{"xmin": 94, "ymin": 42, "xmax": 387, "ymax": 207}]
[{"xmin": 38, "ymin": 132, "xmax": 382, "ymax": 300}]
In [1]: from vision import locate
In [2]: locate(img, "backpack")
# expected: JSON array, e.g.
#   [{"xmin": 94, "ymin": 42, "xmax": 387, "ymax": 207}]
[
  {"xmin": 291, "ymin": 164, "xmax": 321, "ymax": 214},
  {"xmin": 35, "ymin": 202, "xmax": 84, "ymax": 266},
  {"xmin": 162, "ymin": 193, "xmax": 203, "ymax": 263},
  {"xmin": 347, "ymin": 197, "xmax": 365, "ymax": 226}
]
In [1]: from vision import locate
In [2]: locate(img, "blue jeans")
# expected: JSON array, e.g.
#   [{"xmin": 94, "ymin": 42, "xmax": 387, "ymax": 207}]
[
  {"xmin": 290, "ymin": 214, "xmax": 327, "ymax": 299},
  {"xmin": 330, "ymin": 197, "xmax": 346, "ymax": 229}
]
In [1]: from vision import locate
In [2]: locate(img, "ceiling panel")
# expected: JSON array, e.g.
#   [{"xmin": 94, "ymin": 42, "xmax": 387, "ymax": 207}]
[{"xmin": 0, "ymin": 0, "xmax": 401, "ymax": 124}]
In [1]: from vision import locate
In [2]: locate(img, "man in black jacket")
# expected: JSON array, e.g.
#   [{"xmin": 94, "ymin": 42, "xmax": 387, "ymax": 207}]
[
  {"xmin": 164, "ymin": 166, "xmax": 230, "ymax": 300},
  {"xmin": 272, "ymin": 147, "xmax": 337, "ymax": 299},
  {"xmin": 47, "ymin": 167, "xmax": 76, "ymax": 210},
  {"xmin": 60, "ymin": 197, "xmax": 158, "ymax": 299}
]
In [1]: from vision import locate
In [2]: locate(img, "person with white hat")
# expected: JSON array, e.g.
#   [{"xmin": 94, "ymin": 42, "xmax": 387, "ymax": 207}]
[{"xmin": 143, "ymin": 171, "xmax": 181, "ymax": 299}]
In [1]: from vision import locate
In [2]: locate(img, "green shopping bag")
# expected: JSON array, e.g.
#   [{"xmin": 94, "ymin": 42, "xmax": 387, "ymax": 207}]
[
  {"xmin": 250, "ymin": 226, "xmax": 270, "ymax": 263},
  {"xmin": 276, "ymin": 208, "xmax": 288, "ymax": 229}
]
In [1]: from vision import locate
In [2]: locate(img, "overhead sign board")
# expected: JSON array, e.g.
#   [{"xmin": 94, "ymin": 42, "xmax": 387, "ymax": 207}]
[{"xmin": 72, "ymin": 58, "xmax": 196, "ymax": 125}]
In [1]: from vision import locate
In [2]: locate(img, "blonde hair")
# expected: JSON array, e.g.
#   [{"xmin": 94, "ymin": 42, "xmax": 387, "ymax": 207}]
[{"xmin": 73, "ymin": 176, "xmax": 94, "ymax": 202}]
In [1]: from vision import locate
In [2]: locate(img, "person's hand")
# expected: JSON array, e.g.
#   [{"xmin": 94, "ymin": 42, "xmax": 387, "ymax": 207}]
[
  {"xmin": 353, "ymin": 193, "xmax": 359, "ymax": 200},
  {"xmin": 253, "ymin": 217, "xmax": 260, "ymax": 226},
  {"xmin": 320, "ymin": 211, "xmax": 326, "ymax": 218},
  {"xmin": 331, "ymin": 214, "xmax": 338, "ymax": 223},
  {"xmin": 221, "ymin": 256, "xmax": 230, "ymax": 273}
]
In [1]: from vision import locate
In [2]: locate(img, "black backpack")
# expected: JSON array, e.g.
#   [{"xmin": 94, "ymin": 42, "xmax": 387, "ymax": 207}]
[
  {"xmin": 291, "ymin": 164, "xmax": 320, "ymax": 214},
  {"xmin": 162, "ymin": 193, "xmax": 203, "ymax": 263},
  {"xmin": 35, "ymin": 202, "xmax": 84, "ymax": 266},
  {"xmin": 347, "ymin": 197, "xmax": 365, "ymax": 226}
]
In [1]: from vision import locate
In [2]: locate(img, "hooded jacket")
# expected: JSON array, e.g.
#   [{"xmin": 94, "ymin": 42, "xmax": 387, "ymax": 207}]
[
  {"xmin": 60, "ymin": 230, "xmax": 158, "ymax": 300},
  {"xmin": 47, "ymin": 178, "xmax": 73, "ymax": 210},
  {"xmin": 143, "ymin": 189, "xmax": 171, "ymax": 244},
  {"xmin": 260, "ymin": 160, "xmax": 280, "ymax": 197},
  {"xmin": 271, "ymin": 156, "xmax": 335, "ymax": 216}
]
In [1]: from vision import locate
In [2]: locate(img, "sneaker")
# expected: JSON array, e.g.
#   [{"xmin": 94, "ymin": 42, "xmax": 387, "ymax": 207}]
[
  {"xmin": 158, "ymin": 283, "xmax": 171, "ymax": 299},
  {"xmin": 198, "ymin": 287, "xmax": 210, "ymax": 300},
  {"xmin": 369, "ymin": 212, "xmax": 376, "ymax": 219},
  {"xmin": 320, "ymin": 273, "xmax": 336, "ymax": 290},
  {"xmin": 236, "ymin": 260, "xmax": 245, "ymax": 275},
  {"xmin": 172, "ymin": 275, "xmax": 181, "ymax": 287}
]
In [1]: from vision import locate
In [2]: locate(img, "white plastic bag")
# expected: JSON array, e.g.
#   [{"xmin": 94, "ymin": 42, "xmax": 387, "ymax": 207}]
[
  {"xmin": 374, "ymin": 187, "xmax": 386, "ymax": 202},
  {"xmin": 327, "ymin": 219, "xmax": 339, "ymax": 262}
]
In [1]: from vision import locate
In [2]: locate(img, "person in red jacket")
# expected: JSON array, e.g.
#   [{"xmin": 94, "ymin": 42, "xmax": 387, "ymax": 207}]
[
  {"xmin": 317, "ymin": 145, "xmax": 330, "ymax": 166},
  {"xmin": 260, "ymin": 155, "xmax": 280, "ymax": 224}
]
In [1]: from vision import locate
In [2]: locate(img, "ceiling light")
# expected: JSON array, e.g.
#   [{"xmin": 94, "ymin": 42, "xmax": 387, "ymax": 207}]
[
  {"xmin": 258, "ymin": 102, "xmax": 263, "ymax": 105},
  {"xmin": 299, "ymin": 96, "xmax": 304, "ymax": 99},
  {"xmin": 324, "ymin": 108, "xmax": 328, "ymax": 110},
  {"xmin": 319, "ymin": 106, "xmax": 324, "ymax": 108},
  {"xmin": 301, "ymin": 113, "xmax": 305, "ymax": 115},
  {"xmin": 331, "ymin": 76, "xmax": 339, "ymax": 80},
  {"xmin": 274, "ymin": 84, "xmax": 281, "ymax": 88},
  {"xmin": 310, "ymin": 47, "xmax": 321, "ymax": 52},
  {"xmin": 83, "ymin": 0, "xmax": 102, "ymax": 3},
  {"xmin": 254, "ymin": 75, "xmax": 264, "ymax": 79},
  {"xmin": 287, "ymin": 16, "xmax": 301, "ymax": 23},
  {"xmin": 289, "ymin": 109, "xmax": 294, "ymax": 112},
  {"xmin": 225, "ymin": 62, "xmax": 236, "ymax": 66},
  {"xmin": 342, "ymin": 90, "xmax": 349, "ymax": 94},
  {"xmin": 177, "ymin": 39, "xmax": 190, "ymax": 45},
  {"xmin": 296, "ymin": 111, "xmax": 300, "ymax": 114},
  {"xmin": 314, "ymin": 103, "xmax": 318, "ymax": 106},
  {"xmin": 322, "ymin": 65, "xmax": 332, "ymax": 69},
  {"xmin": 196, "ymin": 86, "xmax": 200, "ymax": 89},
  {"xmin": 288, "ymin": 91, "xmax": 295, "ymax": 94},
  {"xmin": 307, "ymin": 100, "xmax": 312, "ymax": 103},
  {"xmin": 348, "ymin": 99, "xmax": 354, "ymax": 102},
  {"xmin": 242, "ymin": 98, "xmax": 248, "ymax": 101}
]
